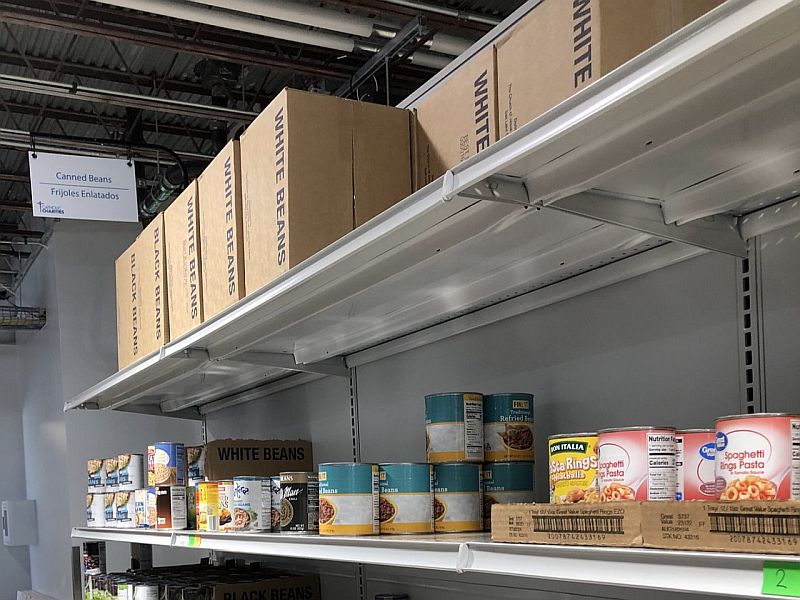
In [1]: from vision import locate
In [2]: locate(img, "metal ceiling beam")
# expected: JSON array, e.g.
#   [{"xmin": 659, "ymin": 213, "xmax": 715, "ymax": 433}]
[
  {"xmin": 0, "ymin": 174, "xmax": 27, "ymax": 183},
  {"xmin": 0, "ymin": 248, "xmax": 31, "ymax": 258},
  {"xmin": 0, "ymin": 226, "xmax": 43, "ymax": 238},
  {"xmin": 0, "ymin": 201, "xmax": 30, "ymax": 212}
]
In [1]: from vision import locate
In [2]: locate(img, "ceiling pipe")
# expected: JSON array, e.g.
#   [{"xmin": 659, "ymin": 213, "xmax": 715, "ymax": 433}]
[{"xmin": 377, "ymin": 0, "xmax": 502, "ymax": 26}]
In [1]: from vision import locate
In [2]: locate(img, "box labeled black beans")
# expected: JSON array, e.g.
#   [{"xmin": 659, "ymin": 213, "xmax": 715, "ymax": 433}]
[{"xmin": 204, "ymin": 439, "xmax": 313, "ymax": 480}]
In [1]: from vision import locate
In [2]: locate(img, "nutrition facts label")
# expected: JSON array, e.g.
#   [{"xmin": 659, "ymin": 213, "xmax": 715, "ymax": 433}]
[
  {"xmin": 464, "ymin": 397, "xmax": 484, "ymax": 460},
  {"xmin": 647, "ymin": 433, "xmax": 677, "ymax": 501},
  {"xmin": 792, "ymin": 419, "xmax": 800, "ymax": 499}
]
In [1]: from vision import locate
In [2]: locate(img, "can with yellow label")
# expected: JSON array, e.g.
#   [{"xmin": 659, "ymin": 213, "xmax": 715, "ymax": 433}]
[{"xmin": 548, "ymin": 433, "xmax": 599, "ymax": 504}]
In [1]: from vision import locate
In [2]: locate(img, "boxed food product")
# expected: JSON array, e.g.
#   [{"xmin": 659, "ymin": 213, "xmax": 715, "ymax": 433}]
[
  {"xmin": 414, "ymin": 47, "xmax": 497, "ymax": 188},
  {"xmin": 495, "ymin": 0, "xmax": 724, "ymax": 137},
  {"xmin": 198, "ymin": 140, "xmax": 245, "ymax": 320},
  {"xmin": 137, "ymin": 213, "xmax": 169, "ymax": 355},
  {"xmin": 114, "ymin": 239, "xmax": 140, "ymax": 370},
  {"xmin": 240, "ymin": 88, "xmax": 412, "ymax": 295},
  {"xmin": 491, "ymin": 502, "xmax": 644, "ymax": 547},
  {"xmin": 204, "ymin": 439, "xmax": 313, "ymax": 480},
  {"xmin": 642, "ymin": 500, "xmax": 800, "ymax": 555},
  {"xmin": 164, "ymin": 180, "xmax": 203, "ymax": 339}
]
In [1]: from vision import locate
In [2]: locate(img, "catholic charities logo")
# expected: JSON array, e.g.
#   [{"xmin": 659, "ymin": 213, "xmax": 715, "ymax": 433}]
[{"xmin": 36, "ymin": 200, "xmax": 65, "ymax": 215}]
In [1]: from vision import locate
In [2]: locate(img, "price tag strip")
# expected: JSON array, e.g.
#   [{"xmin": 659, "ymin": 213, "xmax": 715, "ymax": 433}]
[{"xmin": 763, "ymin": 561, "xmax": 800, "ymax": 597}]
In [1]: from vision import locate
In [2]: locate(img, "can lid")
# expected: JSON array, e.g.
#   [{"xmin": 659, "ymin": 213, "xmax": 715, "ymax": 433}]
[
  {"xmin": 675, "ymin": 428, "xmax": 715, "ymax": 434},
  {"xmin": 484, "ymin": 393, "xmax": 534, "ymax": 399},
  {"xmin": 318, "ymin": 462, "xmax": 377, "ymax": 467},
  {"xmin": 433, "ymin": 462, "xmax": 482, "ymax": 468},
  {"xmin": 715, "ymin": 412, "xmax": 800, "ymax": 421},
  {"xmin": 424, "ymin": 392, "xmax": 483, "ymax": 399},
  {"xmin": 378, "ymin": 462, "xmax": 431, "ymax": 467},
  {"xmin": 597, "ymin": 426, "xmax": 676, "ymax": 433},
  {"xmin": 548, "ymin": 432, "xmax": 597, "ymax": 439},
  {"xmin": 481, "ymin": 461, "xmax": 534, "ymax": 467}
]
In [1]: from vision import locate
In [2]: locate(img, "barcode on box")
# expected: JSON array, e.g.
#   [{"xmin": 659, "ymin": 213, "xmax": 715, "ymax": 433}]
[
  {"xmin": 532, "ymin": 515, "xmax": 625, "ymax": 534},
  {"xmin": 709, "ymin": 513, "xmax": 800, "ymax": 536}
]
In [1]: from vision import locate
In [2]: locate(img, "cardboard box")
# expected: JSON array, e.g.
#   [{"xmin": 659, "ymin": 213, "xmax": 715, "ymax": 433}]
[
  {"xmin": 240, "ymin": 88, "xmax": 412, "ymax": 295},
  {"xmin": 204, "ymin": 439, "xmax": 313, "ymax": 480},
  {"xmin": 138, "ymin": 213, "xmax": 169, "ymax": 356},
  {"xmin": 164, "ymin": 181, "xmax": 203, "ymax": 340},
  {"xmin": 211, "ymin": 574, "xmax": 320, "ymax": 600},
  {"xmin": 496, "ymin": 0, "xmax": 724, "ymax": 137},
  {"xmin": 414, "ymin": 47, "xmax": 498, "ymax": 188},
  {"xmin": 198, "ymin": 140, "xmax": 246, "ymax": 321},
  {"xmin": 491, "ymin": 502, "xmax": 643, "ymax": 547},
  {"xmin": 114, "ymin": 240, "xmax": 140, "ymax": 369},
  {"xmin": 642, "ymin": 500, "xmax": 800, "ymax": 555}
]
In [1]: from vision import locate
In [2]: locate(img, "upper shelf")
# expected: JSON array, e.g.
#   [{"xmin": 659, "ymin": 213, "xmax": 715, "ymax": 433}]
[{"xmin": 66, "ymin": 0, "xmax": 800, "ymax": 417}]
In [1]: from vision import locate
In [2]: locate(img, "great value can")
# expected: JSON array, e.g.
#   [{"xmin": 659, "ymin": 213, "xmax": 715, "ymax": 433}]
[
  {"xmin": 105, "ymin": 457, "xmax": 119, "ymax": 492},
  {"xmin": 280, "ymin": 472, "xmax": 319, "ymax": 534},
  {"xmin": 378, "ymin": 463, "xmax": 434, "ymax": 535},
  {"xmin": 715, "ymin": 413, "xmax": 800, "ymax": 500},
  {"xmin": 114, "ymin": 491, "xmax": 135, "ymax": 529},
  {"xmin": 548, "ymin": 433, "xmax": 599, "ymax": 504},
  {"xmin": 103, "ymin": 492, "xmax": 116, "ymax": 527},
  {"xmin": 233, "ymin": 476, "xmax": 269, "ymax": 531},
  {"xmin": 483, "ymin": 393, "xmax": 534, "ymax": 462},
  {"xmin": 87, "ymin": 494, "xmax": 105, "ymax": 528},
  {"xmin": 676, "ymin": 429, "xmax": 716, "ymax": 500},
  {"xmin": 118, "ymin": 454, "xmax": 144, "ymax": 491},
  {"xmin": 134, "ymin": 489, "xmax": 148, "ymax": 528},
  {"xmin": 269, "ymin": 476, "xmax": 281, "ymax": 532},
  {"xmin": 597, "ymin": 427, "xmax": 676, "ymax": 501},
  {"xmin": 433, "ymin": 463, "xmax": 482, "ymax": 532},
  {"xmin": 217, "ymin": 480, "xmax": 235, "ymax": 531},
  {"xmin": 482, "ymin": 462, "xmax": 534, "ymax": 528},
  {"xmin": 425, "ymin": 393, "xmax": 484, "ymax": 463},
  {"xmin": 147, "ymin": 442, "xmax": 185, "ymax": 486},
  {"xmin": 88, "ymin": 458, "xmax": 105, "ymax": 492},
  {"xmin": 196, "ymin": 481, "xmax": 220, "ymax": 531},
  {"xmin": 319, "ymin": 463, "xmax": 379, "ymax": 536}
]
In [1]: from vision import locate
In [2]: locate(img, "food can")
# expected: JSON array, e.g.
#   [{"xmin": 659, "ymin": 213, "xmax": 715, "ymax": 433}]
[
  {"xmin": 675, "ymin": 429, "xmax": 716, "ymax": 500},
  {"xmin": 134, "ymin": 489, "xmax": 148, "ymax": 528},
  {"xmin": 88, "ymin": 458, "xmax": 105, "ymax": 492},
  {"xmin": 105, "ymin": 457, "xmax": 119, "ymax": 492},
  {"xmin": 597, "ymin": 427, "xmax": 676, "ymax": 501},
  {"xmin": 118, "ymin": 454, "xmax": 144, "ymax": 491},
  {"xmin": 269, "ymin": 476, "xmax": 282, "ymax": 532},
  {"xmin": 133, "ymin": 584, "xmax": 159, "ymax": 600},
  {"xmin": 279, "ymin": 472, "xmax": 319, "ymax": 534},
  {"xmin": 715, "ymin": 413, "xmax": 800, "ymax": 500},
  {"xmin": 319, "ymin": 463, "xmax": 379, "ymax": 536},
  {"xmin": 217, "ymin": 480, "xmax": 235, "ymax": 531},
  {"xmin": 548, "ymin": 433, "xmax": 599, "ymax": 504},
  {"xmin": 186, "ymin": 446, "xmax": 205, "ymax": 485},
  {"xmin": 87, "ymin": 494, "xmax": 105, "ymax": 528},
  {"xmin": 147, "ymin": 442, "xmax": 185, "ymax": 486},
  {"xmin": 114, "ymin": 491, "xmax": 135, "ymax": 529},
  {"xmin": 483, "ymin": 393, "xmax": 534, "ymax": 462},
  {"xmin": 155, "ymin": 486, "xmax": 187, "ymax": 529},
  {"xmin": 104, "ymin": 492, "xmax": 116, "ymax": 527},
  {"xmin": 146, "ymin": 488, "xmax": 157, "ymax": 528},
  {"xmin": 482, "ymin": 462, "xmax": 534, "ymax": 528},
  {"xmin": 196, "ymin": 481, "xmax": 220, "ymax": 531},
  {"xmin": 187, "ymin": 483, "xmax": 197, "ymax": 530},
  {"xmin": 233, "ymin": 476, "xmax": 270, "ymax": 531},
  {"xmin": 433, "ymin": 463, "xmax": 482, "ymax": 532},
  {"xmin": 425, "ymin": 392, "xmax": 484, "ymax": 463},
  {"xmin": 378, "ymin": 463, "xmax": 434, "ymax": 535}
]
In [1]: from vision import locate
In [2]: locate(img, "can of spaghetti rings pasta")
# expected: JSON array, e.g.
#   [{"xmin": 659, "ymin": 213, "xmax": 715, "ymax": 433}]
[
  {"xmin": 715, "ymin": 413, "xmax": 800, "ymax": 500},
  {"xmin": 433, "ymin": 463, "xmax": 482, "ymax": 532},
  {"xmin": 279, "ymin": 472, "xmax": 319, "ymax": 534},
  {"xmin": 675, "ymin": 429, "xmax": 716, "ymax": 500},
  {"xmin": 319, "ymin": 463, "xmax": 379, "ymax": 536},
  {"xmin": 217, "ymin": 480, "xmax": 235, "ymax": 531},
  {"xmin": 425, "ymin": 393, "xmax": 484, "ymax": 463},
  {"xmin": 378, "ymin": 463, "xmax": 434, "ymax": 535},
  {"xmin": 548, "ymin": 432, "xmax": 599, "ymax": 504},
  {"xmin": 233, "ymin": 476, "xmax": 270, "ymax": 531},
  {"xmin": 597, "ymin": 427, "xmax": 676, "ymax": 501},
  {"xmin": 482, "ymin": 462, "xmax": 534, "ymax": 529},
  {"xmin": 483, "ymin": 393, "xmax": 534, "ymax": 462}
]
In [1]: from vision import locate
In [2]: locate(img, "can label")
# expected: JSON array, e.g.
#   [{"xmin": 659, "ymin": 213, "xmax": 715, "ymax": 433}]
[
  {"xmin": 280, "ymin": 472, "xmax": 319, "ymax": 533},
  {"xmin": 233, "ymin": 477, "xmax": 269, "ymax": 531},
  {"xmin": 425, "ymin": 393, "xmax": 484, "ymax": 463},
  {"xmin": 146, "ymin": 488, "xmax": 157, "ymax": 528},
  {"xmin": 134, "ymin": 489, "xmax": 148, "ymax": 528},
  {"xmin": 186, "ymin": 446, "xmax": 205, "ymax": 482},
  {"xmin": 676, "ymin": 431, "xmax": 716, "ymax": 500},
  {"xmin": 270, "ymin": 476, "xmax": 281, "ymax": 532},
  {"xmin": 319, "ymin": 464, "xmax": 379, "ymax": 535},
  {"xmin": 715, "ymin": 415, "xmax": 800, "ymax": 500},
  {"xmin": 114, "ymin": 491, "xmax": 135, "ymax": 529},
  {"xmin": 484, "ymin": 394, "xmax": 534, "ymax": 462},
  {"xmin": 598, "ymin": 429, "xmax": 676, "ymax": 501},
  {"xmin": 379, "ymin": 464, "xmax": 434, "ymax": 534},
  {"xmin": 88, "ymin": 459, "xmax": 105, "ymax": 492},
  {"xmin": 482, "ymin": 462, "xmax": 534, "ymax": 526},
  {"xmin": 118, "ymin": 454, "xmax": 144, "ymax": 491},
  {"xmin": 105, "ymin": 458, "xmax": 119, "ymax": 491},
  {"xmin": 433, "ymin": 464, "xmax": 482, "ymax": 532},
  {"xmin": 218, "ymin": 481, "xmax": 234, "ymax": 531},
  {"xmin": 147, "ymin": 443, "xmax": 185, "ymax": 486},
  {"xmin": 155, "ymin": 486, "xmax": 187, "ymax": 529},
  {"xmin": 548, "ymin": 435, "xmax": 599, "ymax": 503},
  {"xmin": 197, "ymin": 482, "xmax": 220, "ymax": 531}
]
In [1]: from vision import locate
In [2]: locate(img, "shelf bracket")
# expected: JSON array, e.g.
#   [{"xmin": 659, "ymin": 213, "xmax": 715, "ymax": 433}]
[
  {"xmin": 548, "ymin": 191, "xmax": 748, "ymax": 258},
  {"xmin": 442, "ymin": 173, "xmax": 530, "ymax": 206},
  {"xmin": 219, "ymin": 351, "xmax": 350, "ymax": 378}
]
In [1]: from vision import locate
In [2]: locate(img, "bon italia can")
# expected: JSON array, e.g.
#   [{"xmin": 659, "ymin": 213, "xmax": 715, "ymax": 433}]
[
  {"xmin": 378, "ymin": 463, "xmax": 434, "ymax": 535},
  {"xmin": 233, "ymin": 476, "xmax": 270, "ymax": 532},
  {"xmin": 675, "ymin": 429, "xmax": 716, "ymax": 500},
  {"xmin": 117, "ymin": 453, "xmax": 144, "ymax": 491},
  {"xmin": 483, "ymin": 393, "xmax": 534, "ymax": 462},
  {"xmin": 319, "ymin": 463, "xmax": 379, "ymax": 536},
  {"xmin": 715, "ymin": 413, "xmax": 800, "ymax": 500},
  {"xmin": 548, "ymin": 432, "xmax": 599, "ymax": 504},
  {"xmin": 147, "ymin": 442, "xmax": 185, "ymax": 486},
  {"xmin": 280, "ymin": 472, "xmax": 319, "ymax": 534},
  {"xmin": 482, "ymin": 462, "xmax": 534, "ymax": 528},
  {"xmin": 433, "ymin": 463, "xmax": 482, "ymax": 533},
  {"xmin": 425, "ymin": 392, "xmax": 484, "ymax": 463}
]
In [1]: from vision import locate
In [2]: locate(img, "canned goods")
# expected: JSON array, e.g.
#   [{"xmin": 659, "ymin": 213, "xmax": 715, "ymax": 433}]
[
  {"xmin": 715, "ymin": 413, "xmax": 800, "ymax": 500},
  {"xmin": 598, "ymin": 427, "xmax": 676, "ymax": 501},
  {"xmin": 217, "ymin": 480, "xmax": 235, "ymax": 531},
  {"xmin": 196, "ymin": 481, "xmax": 220, "ymax": 531},
  {"xmin": 433, "ymin": 463, "xmax": 482, "ymax": 532},
  {"xmin": 134, "ymin": 489, "xmax": 148, "ymax": 528},
  {"xmin": 87, "ymin": 494, "xmax": 105, "ymax": 528},
  {"xmin": 279, "ymin": 472, "xmax": 319, "ymax": 533},
  {"xmin": 483, "ymin": 393, "xmax": 534, "ymax": 462},
  {"xmin": 482, "ymin": 462, "xmax": 534, "ymax": 527},
  {"xmin": 146, "ymin": 488, "xmax": 157, "ymax": 528},
  {"xmin": 114, "ymin": 491, "xmax": 136, "ymax": 529},
  {"xmin": 105, "ymin": 457, "xmax": 119, "ymax": 492},
  {"xmin": 118, "ymin": 454, "xmax": 144, "ymax": 491},
  {"xmin": 378, "ymin": 463, "xmax": 434, "ymax": 535},
  {"xmin": 318, "ymin": 463, "xmax": 379, "ymax": 535},
  {"xmin": 104, "ymin": 492, "xmax": 116, "ymax": 526},
  {"xmin": 187, "ymin": 484, "xmax": 197, "ymax": 530},
  {"xmin": 147, "ymin": 442, "xmax": 185, "ymax": 486},
  {"xmin": 133, "ymin": 584, "xmax": 159, "ymax": 600},
  {"xmin": 233, "ymin": 476, "xmax": 270, "ymax": 531},
  {"xmin": 675, "ymin": 429, "xmax": 716, "ymax": 500},
  {"xmin": 425, "ymin": 392, "xmax": 484, "ymax": 463},
  {"xmin": 186, "ymin": 446, "xmax": 205, "ymax": 484},
  {"xmin": 269, "ymin": 476, "xmax": 281, "ymax": 532},
  {"xmin": 155, "ymin": 486, "xmax": 187, "ymax": 529},
  {"xmin": 548, "ymin": 433, "xmax": 599, "ymax": 504},
  {"xmin": 88, "ymin": 458, "xmax": 105, "ymax": 492}
]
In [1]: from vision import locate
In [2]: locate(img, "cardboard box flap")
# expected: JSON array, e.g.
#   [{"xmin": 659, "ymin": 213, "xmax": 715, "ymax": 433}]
[{"xmin": 204, "ymin": 439, "xmax": 313, "ymax": 480}]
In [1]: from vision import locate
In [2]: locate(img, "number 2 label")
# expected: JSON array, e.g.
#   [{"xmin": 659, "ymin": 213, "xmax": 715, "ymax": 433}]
[{"xmin": 763, "ymin": 562, "xmax": 800, "ymax": 597}]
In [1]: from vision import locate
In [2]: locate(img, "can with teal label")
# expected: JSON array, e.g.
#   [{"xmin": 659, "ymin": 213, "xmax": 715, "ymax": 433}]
[
  {"xmin": 482, "ymin": 462, "xmax": 534, "ymax": 529},
  {"xmin": 484, "ymin": 393, "xmax": 534, "ymax": 462},
  {"xmin": 433, "ymin": 463, "xmax": 482, "ymax": 532},
  {"xmin": 379, "ymin": 463, "xmax": 434, "ymax": 534},
  {"xmin": 319, "ymin": 463, "xmax": 379, "ymax": 535},
  {"xmin": 425, "ymin": 392, "xmax": 484, "ymax": 463}
]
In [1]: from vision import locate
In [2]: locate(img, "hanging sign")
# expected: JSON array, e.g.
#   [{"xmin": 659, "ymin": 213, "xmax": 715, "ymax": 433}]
[{"xmin": 28, "ymin": 151, "xmax": 139, "ymax": 222}]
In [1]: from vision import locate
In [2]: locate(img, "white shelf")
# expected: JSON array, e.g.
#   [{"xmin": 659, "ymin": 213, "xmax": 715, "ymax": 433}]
[
  {"xmin": 64, "ymin": 0, "xmax": 800, "ymax": 417},
  {"xmin": 71, "ymin": 527, "xmax": 798, "ymax": 598}
]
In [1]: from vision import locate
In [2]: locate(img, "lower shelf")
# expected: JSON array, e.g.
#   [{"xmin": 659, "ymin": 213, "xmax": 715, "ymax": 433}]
[{"xmin": 72, "ymin": 527, "xmax": 797, "ymax": 597}]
